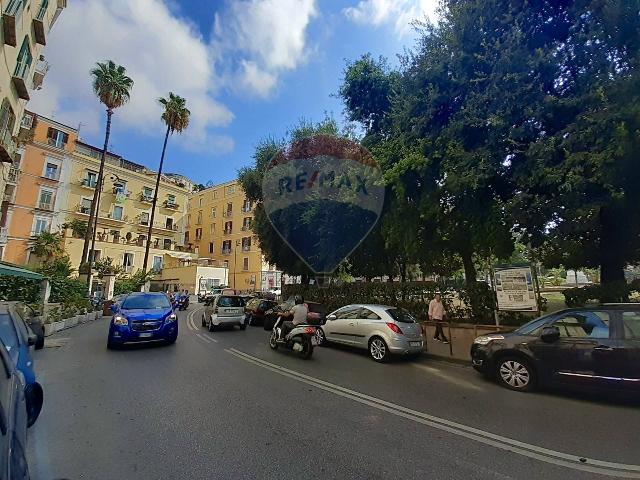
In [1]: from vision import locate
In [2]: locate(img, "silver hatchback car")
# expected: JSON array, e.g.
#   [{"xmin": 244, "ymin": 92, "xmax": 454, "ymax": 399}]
[{"xmin": 316, "ymin": 304, "xmax": 424, "ymax": 361}]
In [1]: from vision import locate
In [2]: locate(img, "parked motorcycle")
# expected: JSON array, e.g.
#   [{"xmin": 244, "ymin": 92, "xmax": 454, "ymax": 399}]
[{"xmin": 269, "ymin": 316, "xmax": 316, "ymax": 359}]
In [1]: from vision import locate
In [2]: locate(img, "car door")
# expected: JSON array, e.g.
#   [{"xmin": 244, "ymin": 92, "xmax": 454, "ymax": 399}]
[
  {"xmin": 324, "ymin": 306, "xmax": 360, "ymax": 345},
  {"xmin": 615, "ymin": 310, "xmax": 640, "ymax": 391},
  {"xmin": 529, "ymin": 310, "xmax": 617, "ymax": 387},
  {"xmin": 351, "ymin": 307, "xmax": 382, "ymax": 347}
]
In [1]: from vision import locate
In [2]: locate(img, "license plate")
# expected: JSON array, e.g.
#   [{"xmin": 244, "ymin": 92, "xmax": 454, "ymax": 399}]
[
  {"xmin": 139, "ymin": 332, "xmax": 153, "ymax": 338},
  {"xmin": 410, "ymin": 341, "xmax": 422, "ymax": 347}
]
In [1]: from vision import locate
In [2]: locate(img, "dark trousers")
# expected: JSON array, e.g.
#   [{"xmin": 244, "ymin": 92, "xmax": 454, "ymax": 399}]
[
  {"xmin": 433, "ymin": 322, "xmax": 448, "ymax": 341},
  {"xmin": 280, "ymin": 320, "xmax": 295, "ymax": 338}
]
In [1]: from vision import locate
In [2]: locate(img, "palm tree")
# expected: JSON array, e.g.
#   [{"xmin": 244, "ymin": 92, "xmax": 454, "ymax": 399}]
[
  {"xmin": 142, "ymin": 93, "xmax": 190, "ymax": 274},
  {"xmin": 80, "ymin": 60, "xmax": 133, "ymax": 283}
]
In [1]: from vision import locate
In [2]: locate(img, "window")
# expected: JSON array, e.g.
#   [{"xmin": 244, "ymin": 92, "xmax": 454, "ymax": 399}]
[
  {"xmin": 15, "ymin": 36, "xmax": 32, "ymax": 80},
  {"xmin": 211, "ymin": 207, "xmax": 216, "ymax": 218},
  {"xmin": 217, "ymin": 296, "xmax": 245, "ymax": 307},
  {"xmin": 79, "ymin": 197, "xmax": 92, "ymax": 214},
  {"xmin": 199, "ymin": 197, "xmax": 203, "ymax": 207},
  {"xmin": 122, "ymin": 253, "xmax": 134, "ymax": 271},
  {"xmin": 32, "ymin": 217, "xmax": 49, "ymax": 235},
  {"xmin": 242, "ymin": 236, "xmax": 251, "ymax": 251},
  {"xmin": 224, "ymin": 221, "xmax": 232, "ymax": 234},
  {"xmin": 140, "ymin": 212, "xmax": 149, "ymax": 225},
  {"xmin": 46, "ymin": 127, "xmax": 68, "ymax": 149},
  {"xmin": 242, "ymin": 217, "xmax": 252, "ymax": 230},
  {"xmin": 226, "ymin": 202, "xmax": 233, "ymax": 216},
  {"xmin": 197, "ymin": 211, "xmax": 202, "ymax": 224},
  {"xmin": 163, "ymin": 238, "xmax": 172, "ymax": 250},
  {"xmin": 226, "ymin": 185, "xmax": 235, "ymax": 195},
  {"xmin": 143, "ymin": 187, "xmax": 153, "ymax": 200},
  {"xmin": 0, "ymin": 98, "xmax": 16, "ymax": 138},
  {"xmin": 152, "ymin": 256, "xmax": 163, "ymax": 272},
  {"xmin": 222, "ymin": 240, "xmax": 231, "ymax": 254},
  {"xmin": 184, "ymin": 231, "xmax": 190, "ymax": 242},
  {"xmin": 167, "ymin": 194, "xmax": 176, "ymax": 206},
  {"xmin": 332, "ymin": 306, "xmax": 360, "ymax": 320},
  {"xmin": 195, "ymin": 228, "xmax": 202, "ymax": 240},
  {"xmin": 113, "ymin": 181, "xmax": 127, "ymax": 195},
  {"xmin": 243, "ymin": 199, "xmax": 252, "ymax": 212},
  {"xmin": 209, "ymin": 223, "xmax": 215, "ymax": 235},
  {"xmin": 89, "ymin": 250, "xmax": 101, "ymax": 263},
  {"xmin": 213, "ymin": 190, "xmax": 218, "ymax": 199},
  {"xmin": 209, "ymin": 242, "xmax": 214, "ymax": 254},
  {"xmin": 121, "ymin": 294, "xmax": 171, "ymax": 310},
  {"xmin": 165, "ymin": 217, "xmax": 174, "ymax": 230},
  {"xmin": 551, "ymin": 311, "xmax": 610, "ymax": 339},
  {"xmin": 44, "ymin": 162, "xmax": 59, "ymax": 180},
  {"xmin": 112, "ymin": 205, "xmax": 124, "ymax": 221},
  {"xmin": 38, "ymin": 188, "xmax": 53, "ymax": 210},
  {"xmin": 0, "ymin": 314, "xmax": 19, "ymax": 364},
  {"xmin": 85, "ymin": 171, "xmax": 98, "ymax": 188},
  {"xmin": 186, "ymin": 214, "xmax": 191, "ymax": 228},
  {"xmin": 243, "ymin": 257, "xmax": 249, "ymax": 271},
  {"xmin": 622, "ymin": 311, "xmax": 640, "ymax": 340},
  {"xmin": 385, "ymin": 308, "xmax": 414, "ymax": 323}
]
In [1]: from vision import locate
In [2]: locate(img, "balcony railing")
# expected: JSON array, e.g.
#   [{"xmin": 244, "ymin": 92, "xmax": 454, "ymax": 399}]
[
  {"xmin": 106, "ymin": 212, "xmax": 127, "ymax": 222},
  {"xmin": 163, "ymin": 200, "xmax": 179, "ymax": 209},
  {"xmin": 224, "ymin": 229, "xmax": 232, "ymax": 235},
  {"xmin": 221, "ymin": 248, "xmax": 232, "ymax": 255},
  {"xmin": 33, "ymin": 58, "xmax": 49, "ymax": 89},
  {"xmin": 242, "ymin": 245, "xmax": 251, "ymax": 252},
  {"xmin": 7, "ymin": 166, "xmax": 19, "ymax": 183},
  {"xmin": 33, "ymin": 2, "xmax": 47, "ymax": 45},
  {"xmin": 0, "ymin": 227, "xmax": 8, "ymax": 244},
  {"xmin": 37, "ymin": 201, "xmax": 53, "ymax": 211},
  {"xmin": 112, "ymin": 187, "xmax": 130, "ymax": 197},
  {"xmin": 12, "ymin": 60, "xmax": 31, "ymax": 100},
  {"xmin": 0, "ymin": 125, "xmax": 16, "ymax": 163},
  {"xmin": 137, "ymin": 218, "xmax": 178, "ymax": 232},
  {"xmin": 44, "ymin": 171, "xmax": 59, "ymax": 181},
  {"xmin": 2, "ymin": 0, "xmax": 22, "ymax": 47},
  {"xmin": 242, "ymin": 205, "xmax": 252, "ymax": 213},
  {"xmin": 80, "ymin": 178, "xmax": 97, "ymax": 188},
  {"xmin": 139, "ymin": 192, "xmax": 153, "ymax": 203},
  {"xmin": 241, "ymin": 225, "xmax": 251, "ymax": 231},
  {"xmin": 223, "ymin": 210, "xmax": 233, "ymax": 217},
  {"xmin": 76, "ymin": 204, "xmax": 91, "ymax": 215}
]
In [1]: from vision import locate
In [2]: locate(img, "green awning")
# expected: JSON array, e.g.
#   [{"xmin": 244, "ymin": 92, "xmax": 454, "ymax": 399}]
[{"xmin": 0, "ymin": 262, "xmax": 44, "ymax": 281}]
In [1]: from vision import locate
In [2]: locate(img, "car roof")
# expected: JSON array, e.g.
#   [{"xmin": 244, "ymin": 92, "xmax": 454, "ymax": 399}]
[{"xmin": 553, "ymin": 304, "xmax": 640, "ymax": 313}]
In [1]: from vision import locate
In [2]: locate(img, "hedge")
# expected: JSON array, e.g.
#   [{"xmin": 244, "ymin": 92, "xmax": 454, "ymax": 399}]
[{"xmin": 0, "ymin": 275, "xmax": 40, "ymax": 303}]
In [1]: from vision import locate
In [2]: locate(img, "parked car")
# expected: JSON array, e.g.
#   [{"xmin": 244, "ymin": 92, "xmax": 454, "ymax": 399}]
[
  {"xmin": 0, "ymin": 337, "xmax": 31, "ymax": 479},
  {"xmin": 245, "ymin": 298, "xmax": 278, "ymax": 326},
  {"xmin": 470, "ymin": 305, "xmax": 640, "ymax": 393},
  {"xmin": 315, "ymin": 305, "xmax": 424, "ymax": 362},
  {"xmin": 0, "ymin": 304, "xmax": 43, "ymax": 428},
  {"xmin": 202, "ymin": 295, "xmax": 247, "ymax": 331},
  {"xmin": 8, "ymin": 302, "xmax": 44, "ymax": 350},
  {"xmin": 107, "ymin": 292, "xmax": 178, "ymax": 349},
  {"xmin": 262, "ymin": 300, "xmax": 326, "ymax": 330}
]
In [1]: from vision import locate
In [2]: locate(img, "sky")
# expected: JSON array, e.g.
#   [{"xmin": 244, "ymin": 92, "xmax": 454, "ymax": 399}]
[{"xmin": 30, "ymin": 0, "xmax": 439, "ymax": 186}]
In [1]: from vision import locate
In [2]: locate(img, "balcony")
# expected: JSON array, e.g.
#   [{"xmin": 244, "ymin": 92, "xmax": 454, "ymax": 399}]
[
  {"xmin": 0, "ymin": 227, "xmax": 8, "ymax": 244},
  {"xmin": 12, "ymin": 61, "xmax": 31, "ymax": 101},
  {"xmin": 76, "ymin": 204, "xmax": 91, "ymax": 215},
  {"xmin": 242, "ymin": 205, "xmax": 252, "ymax": 213},
  {"xmin": 163, "ymin": 200, "xmax": 179, "ymax": 210},
  {"xmin": 32, "ymin": 58, "xmax": 49, "ymax": 90},
  {"xmin": 36, "ymin": 201, "xmax": 53, "ymax": 212},
  {"xmin": 33, "ymin": 2, "xmax": 47, "ymax": 45},
  {"xmin": 112, "ymin": 187, "xmax": 130, "ymax": 197},
  {"xmin": 139, "ymin": 192, "xmax": 153, "ymax": 203},
  {"xmin": 136, "ymin": 218, "xmax": 178, "ymax": 233},
  {"xmin": 241, "ymin": 225, "xmax": 251, "ymax": 231},
  {"xmin": 0, "ymin": 126, "xmax": 15, "ymax": 164},
  {"xmin": 7, "ymin": 166, "xmax": 19, "ymax": 183},
  {"xmin": 224, "ymin": 229, "xmax": 232, "ymax": 236},
  {"xmin": 242, "ymin": 245, "xmax": 251, "ymax": 252},
  {"xmin": 223, "ymin": 210, "xmax": 233, "ymax": 218},
  {"xmin": 80, "ymin": 177, "xmax": 97, "ymax": 189},
  {"xmin": 2, "ymin": 0, "xmax": 22, "ymax": 47},
  {"xmin": 221, "ymin": 248, "xmax": 232, "ymax": 255}
]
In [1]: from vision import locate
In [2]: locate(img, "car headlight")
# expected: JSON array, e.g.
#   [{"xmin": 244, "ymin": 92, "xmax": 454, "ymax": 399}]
[
  {"xmin": 165, "ymin": 313, "xmax": 177, "ymax": 323},
  {"xmin": 473, "ymin": 335, "xmax": 504, "ymax": 345},
  {"xmin": 113, "ymin": 315, "xmax": 128, "ymax": 326}
]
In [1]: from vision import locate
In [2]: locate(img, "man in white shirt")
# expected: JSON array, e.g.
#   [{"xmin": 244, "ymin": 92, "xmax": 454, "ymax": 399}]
[
  {"xmin": 428, "ymin": 293, "xmax": 448, "ymax": 343},
  {"xmin": 280, "ymin": 295, "xmax": 308, "ymax": 339}
]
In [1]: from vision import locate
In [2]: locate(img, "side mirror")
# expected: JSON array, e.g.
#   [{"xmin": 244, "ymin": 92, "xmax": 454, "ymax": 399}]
[
  {"xmin": 110, "ymin": 304, "xmax": 118, "ymax": 313},
  {"xmin": 327, "ymin": 314, "xmax": 337, "ymax": 321},
  {"xmin": 541, "ymin": 326, "xmax": 560, "ymax": 343}
]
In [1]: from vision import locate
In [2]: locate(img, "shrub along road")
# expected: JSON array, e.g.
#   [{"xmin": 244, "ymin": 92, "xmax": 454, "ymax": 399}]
[{"xmin": 27, "ymin": 304, "xmax": 640, "ymax": 479}]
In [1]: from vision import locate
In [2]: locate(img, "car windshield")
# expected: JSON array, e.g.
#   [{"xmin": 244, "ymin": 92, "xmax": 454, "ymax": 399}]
[
  {"xmin": 121, "ymin": 295, "xmax": 171, "ymax": 310},
  {"xmin": 386, "ymin": 308, "xmax": 416, "ymax": 323},
  {"xmin": 218, "ymin": 296, "xmax": 245, "ymax": 307}
]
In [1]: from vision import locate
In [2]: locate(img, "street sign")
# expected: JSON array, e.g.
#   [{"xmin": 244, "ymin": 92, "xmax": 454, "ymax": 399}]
[{"xmin": 494, "ymin": 266, "xmax": 538, "ymax": 311}]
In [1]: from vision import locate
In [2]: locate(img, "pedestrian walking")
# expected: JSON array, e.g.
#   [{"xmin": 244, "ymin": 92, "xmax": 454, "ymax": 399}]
[{"xmin": 429, "ymin": 293, "xmax": 449, "ymax": 344}]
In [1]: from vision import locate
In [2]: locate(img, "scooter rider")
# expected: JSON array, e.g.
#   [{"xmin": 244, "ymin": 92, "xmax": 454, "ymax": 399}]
[{"xmin": 280, "ymin": 295, "xmax": 308, "ymax": 339}]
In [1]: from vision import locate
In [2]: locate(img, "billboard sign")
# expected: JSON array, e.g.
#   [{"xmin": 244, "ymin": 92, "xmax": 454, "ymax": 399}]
[{"xmin": 494, "ymin": 266, "xmax": 538, "ymax": 311}]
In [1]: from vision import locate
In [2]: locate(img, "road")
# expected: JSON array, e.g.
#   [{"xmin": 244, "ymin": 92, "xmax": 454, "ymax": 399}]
[{"xmin": 27, "ymin": 304, "xmax": 640, "ymax": 480}]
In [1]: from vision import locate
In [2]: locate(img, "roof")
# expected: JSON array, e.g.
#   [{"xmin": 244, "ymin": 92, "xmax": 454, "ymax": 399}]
[{"xmin": 0, "ymin": 262, "xmax": 44, "ymax": 281}]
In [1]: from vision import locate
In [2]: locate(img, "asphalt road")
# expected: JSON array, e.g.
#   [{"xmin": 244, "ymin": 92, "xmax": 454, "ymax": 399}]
[{"xmin": 27, "ymin": 304, "xmax": 640, "ymax": 480}]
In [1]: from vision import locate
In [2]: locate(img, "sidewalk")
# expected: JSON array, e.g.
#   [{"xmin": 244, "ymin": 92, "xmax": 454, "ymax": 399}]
[{"xmin": 422, "ymin": 322, "xmax": 509, "ymax": 364}]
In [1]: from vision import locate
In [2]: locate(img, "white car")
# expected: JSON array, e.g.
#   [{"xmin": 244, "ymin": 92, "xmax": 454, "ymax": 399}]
[{"xmin": 201, "ymin": 294, "xmax": 247, "ymax": 331}]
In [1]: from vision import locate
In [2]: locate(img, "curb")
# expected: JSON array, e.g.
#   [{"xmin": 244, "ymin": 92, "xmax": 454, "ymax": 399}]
[
  {"xmin": 44, "ymin": 314, "xmax": 108, "ymax": 336},
  {"xmin": 422, "ymin": 352, "xmax": 471, "ymax": 367}
]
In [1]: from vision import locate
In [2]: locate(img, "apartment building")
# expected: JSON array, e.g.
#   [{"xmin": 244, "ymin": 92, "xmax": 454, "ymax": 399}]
[
  {"xmin": 187, "ymin": 180, "xmax": 281, "ymax": 291},
  {"xmin": 0, "ymin": 0, "xmax": 66, "ymax": 254},
  {"xmin": 2, "ymin": 113, "xmax": 196, "ymax": 272}
]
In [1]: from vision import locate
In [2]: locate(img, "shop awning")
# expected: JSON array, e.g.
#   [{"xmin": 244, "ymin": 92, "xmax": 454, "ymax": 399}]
[{"xmin": 0, "ymin": 262, "xmax": 45, "ymax": 280}]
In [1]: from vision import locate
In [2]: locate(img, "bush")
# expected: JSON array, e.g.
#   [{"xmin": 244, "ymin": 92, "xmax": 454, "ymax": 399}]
[
  {"xmin": 563, "ymin": 281, "xmax": 635, "ymax": 307},
  {"xmin": 0, "ymin": 275, "xmax": 40, "ymax": 302}
]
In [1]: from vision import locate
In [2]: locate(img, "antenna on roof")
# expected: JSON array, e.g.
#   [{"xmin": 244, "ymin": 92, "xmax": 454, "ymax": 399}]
[{"xmin": 77, "ymin": 122, "xmax": 84, "ymax": 140}]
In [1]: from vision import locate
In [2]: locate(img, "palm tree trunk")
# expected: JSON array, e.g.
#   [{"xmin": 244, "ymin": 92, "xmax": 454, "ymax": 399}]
[
  {"xmin": 81, "ymin": 108, "xmax": 113, "ymax": 286},
  {"xmin": 142, "ymin": 124, "xmax": 171, "ymax": 274}
]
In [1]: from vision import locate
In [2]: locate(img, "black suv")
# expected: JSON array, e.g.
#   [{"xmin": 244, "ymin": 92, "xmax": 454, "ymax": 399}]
[{"xmin": 471, "ymin": 305, "xmax": 640, "ymax": 393}]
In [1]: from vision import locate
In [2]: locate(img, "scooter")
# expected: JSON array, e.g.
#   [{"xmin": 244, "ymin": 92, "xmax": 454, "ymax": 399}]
[
  {"xmin": 269, "ymin": 315, "xmax": 316, "ymax": 359},
  {"xmin": 177, "ymin": 294, "xmax": 190, "ymax": 311}
]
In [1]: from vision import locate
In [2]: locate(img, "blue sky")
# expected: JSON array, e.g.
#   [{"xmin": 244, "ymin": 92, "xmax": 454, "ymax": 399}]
[{"xmin": 31, "ymin": 0, "xmax": 437, "ymax": 186}]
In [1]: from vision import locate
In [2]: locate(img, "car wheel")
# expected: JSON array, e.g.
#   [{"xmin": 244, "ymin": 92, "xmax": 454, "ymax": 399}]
[
  {"xmin": 201, "ymin": 314, "xmax": 206, "ymax": 327},
  {"xmin": 269, "ymin": 331, "xmax": 278, "ymax": 350},
  {"xmin": 208, "ymin": 319, "xmax": 216, "ymax": 332},
  {"xmin": 25, "ymin": 383, "xmax": 43, "ymax": 428},
  {"xmin": 369, "ymin": 337, "xmax": 389, "ymax": 362},
  {"xmin": 495, "ymin": 356, "xmax": 536, "ymax": 392},
  {"xmin": 315, "ymin": 328, "xmax": 326, "ymax": 347}
]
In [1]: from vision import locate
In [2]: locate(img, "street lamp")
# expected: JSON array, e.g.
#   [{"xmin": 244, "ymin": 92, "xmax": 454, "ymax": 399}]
[{"xmin": 233, "ymin": 239, "xmax": 241, "ymax": 290}]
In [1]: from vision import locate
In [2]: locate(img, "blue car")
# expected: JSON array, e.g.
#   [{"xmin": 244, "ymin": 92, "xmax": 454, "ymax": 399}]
[
  {"xmin": 0, "ymin": 303, "xmax": 44, "ymax": 428},
  {"xmin": 107, "ymin": 292, "xmax": 178, "ymax": 349}
]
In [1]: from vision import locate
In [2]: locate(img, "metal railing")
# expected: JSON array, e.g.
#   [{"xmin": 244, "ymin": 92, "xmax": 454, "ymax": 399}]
[
  {"xmin": 223, "ymin": 229, "xmax": 232, "ymax": 235},
  {"xmin": 221, "ymin": 248, "xmax": 232, "ymax": 255},
  {"xmin": 139, "ymin": 192, "xmax": 153, "ymax": 202},
  {"xmin": 37, "ymin": 201, "xmax": 53, "ymax": 211},
  {"xmin": 4, "ymin": 0, "xmax": 23, "ymax": 16},
  {"xmin": 163, "ymin": 200, "xmax": 179, "ymax": 209},
  {"xmin": 223, "ymin": 210, "xmax": 233, "ymax": 217},
  {"xmin": 242, "ymin": 245, "xmax": 251, "ymax": 252},
  {"xmin": 6, "ymin": 166, "xmax": 19, "ymax": 183}
]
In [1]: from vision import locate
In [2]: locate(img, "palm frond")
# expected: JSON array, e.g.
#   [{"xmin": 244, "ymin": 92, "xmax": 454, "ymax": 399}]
[
  {"xmin": 159, "ymin": 92, "xmax": 190, "ymax": 134},
  {"xmin": 91, "ymin": 60, "xmax": 134, "ymax": 110}
]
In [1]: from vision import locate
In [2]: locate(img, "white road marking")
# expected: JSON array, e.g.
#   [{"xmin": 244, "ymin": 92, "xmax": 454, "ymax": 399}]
[
  {"xmin": 196, "ymin": 333, "xmax": 213, "ymax": 344},
  {"xmin": 413, "ymin": 364, "xmax": 483, "ymax": 391},
  {"xmin": 226, "ymin": 348, "xmax": 640, "ymax": 478}
]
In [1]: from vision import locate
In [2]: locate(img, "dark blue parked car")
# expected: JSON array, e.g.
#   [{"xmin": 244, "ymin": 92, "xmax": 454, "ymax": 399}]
[
  {"xmin": 107, "ymin": 293, "xmax": 178, "ymax": 349},
  {"xmin": 0, "ymin": 304, "xmax": 43, "ymax": 428}
]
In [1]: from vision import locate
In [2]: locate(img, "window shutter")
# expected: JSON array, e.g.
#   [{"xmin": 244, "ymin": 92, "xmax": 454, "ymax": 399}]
[
  {"xmin": 62, "ymin": 132, "xmax": 69, "ymax": 144},
  {"xmin": 47, "ymin": 127, "xmax": 55, "ymax": 139}
]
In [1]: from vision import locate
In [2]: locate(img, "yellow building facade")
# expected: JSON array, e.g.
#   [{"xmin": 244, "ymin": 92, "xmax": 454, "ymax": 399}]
[
  {"xmin": 2, "ymin": 113, "xmax": 196, "ymax": 273},
  {"xmin": 0, "ymin": 0, "xmax": 66, "ymax": 255},
  {"xmin": 187, "ymin": 181, "xmax": 281, "ymax": 291}
]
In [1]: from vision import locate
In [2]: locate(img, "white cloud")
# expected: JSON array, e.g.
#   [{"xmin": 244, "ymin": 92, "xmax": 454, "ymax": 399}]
[
  {"xmin": 212, "ymin": 0, "xmax": 317, "ymax": 97},
  {"xmin": 29, "ymin": 0, "xmax": 234, "ymax": 153},
  {"xmin": 343, "ymin": 0, "xmax": 439, "ymax": 36}
]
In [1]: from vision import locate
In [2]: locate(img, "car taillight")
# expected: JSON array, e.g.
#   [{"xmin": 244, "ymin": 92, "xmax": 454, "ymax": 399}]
[
  {"xmin": 386, "ymin": 323, "xmax": 403, "ymax": 334},
  {"xmin": 304, "ymin": 327, "xmax": 316, "ymax": 334}
]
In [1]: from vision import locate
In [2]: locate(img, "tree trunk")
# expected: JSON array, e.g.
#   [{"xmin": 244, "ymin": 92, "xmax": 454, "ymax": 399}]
[
  {"xmin": 81, "ymin": 108, "xmax": 113, "ymax": 286},
  {"xmin": 142, "ymin": 124, "xmax": 171, "ymax": 274},
  {"xmin": 460, "ymin": 250, "xmax": 477, "ymax": 285},
  {"xmin": 599, "ymin": 206, "xmax": 627, "ymax": 301}
]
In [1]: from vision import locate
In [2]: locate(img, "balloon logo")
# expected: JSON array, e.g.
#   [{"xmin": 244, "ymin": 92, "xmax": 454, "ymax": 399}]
[{"xmin": 262, "ymin": 135, "xmax": 385, "ymax": 276}]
